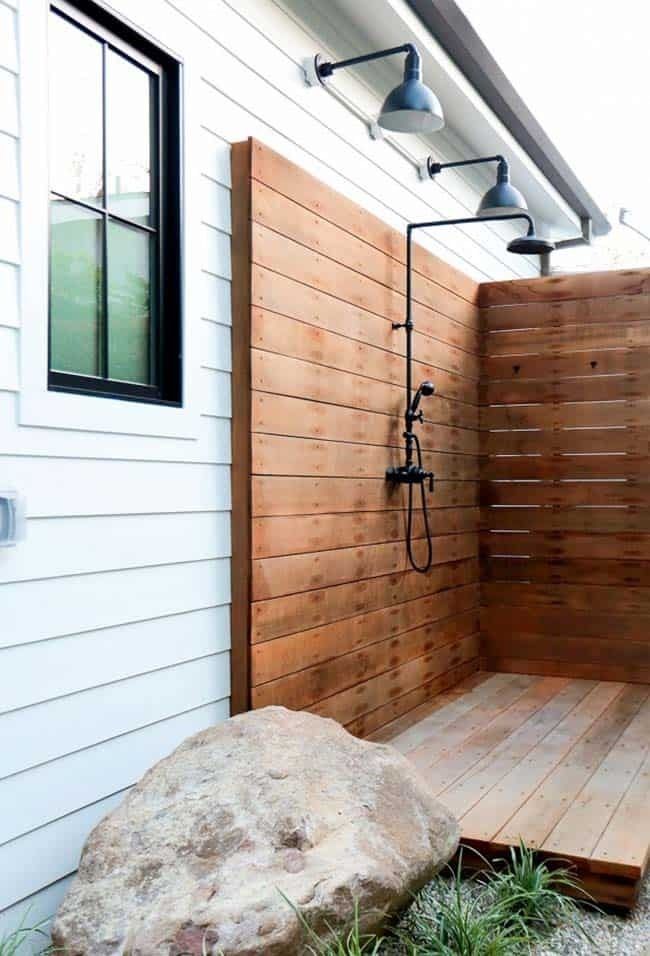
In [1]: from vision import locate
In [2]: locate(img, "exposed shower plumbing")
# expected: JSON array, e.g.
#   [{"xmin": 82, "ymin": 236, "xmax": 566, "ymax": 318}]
[{"xmin": 387, "ymin": 154, "xmax": 555, "ymax": 574}]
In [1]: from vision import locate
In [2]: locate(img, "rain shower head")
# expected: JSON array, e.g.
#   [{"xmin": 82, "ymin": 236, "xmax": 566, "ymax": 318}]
[{"xmin": 507, "ymin": 226, "xmax": 555, "ymax": 256}]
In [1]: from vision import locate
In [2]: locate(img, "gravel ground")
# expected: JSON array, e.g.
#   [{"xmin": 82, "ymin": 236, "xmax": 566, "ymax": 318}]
[
  {"xmin": 380, "ymin": 868, "xmax": 650, "ymax": 954},
  {"xmin": 533, "ymin": 872, "xmax": 650, "ymax": 955}
]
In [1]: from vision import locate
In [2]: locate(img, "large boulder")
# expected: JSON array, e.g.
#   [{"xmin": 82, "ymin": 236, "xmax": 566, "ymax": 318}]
[{"xmin": 52, "ymin": 706, "xmax": 459, "ymax": 955}]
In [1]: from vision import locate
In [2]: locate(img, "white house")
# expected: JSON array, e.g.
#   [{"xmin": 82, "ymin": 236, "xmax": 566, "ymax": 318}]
[{"xmin": 0, "ymin": 0, "xmax": 607, "ymax": 936}]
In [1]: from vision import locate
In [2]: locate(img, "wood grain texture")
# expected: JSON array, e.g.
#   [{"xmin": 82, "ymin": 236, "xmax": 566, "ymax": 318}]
[
  {"xmin": 381, "ymin": 674, "xmax": 650, "ymax": 907},
  {"xmin": 228, "ymin": 140, "xmax": 253, "ymax": 714},
  {"xmin": 481, "ymin": 267, "xmax": 650, "ymax": 681},
  {"xmin": 234, "ymin": 139, "xmax": 481, "ymax": 731}
]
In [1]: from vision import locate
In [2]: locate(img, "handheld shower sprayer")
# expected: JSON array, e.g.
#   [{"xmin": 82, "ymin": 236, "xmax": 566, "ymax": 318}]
[
  {"xmin": 386, "ymin": 376, "xmax": 436, "ymax": 574},
  {"xmin": 408, "ymin": 380, "xmax": 435, "ymax": 422}
]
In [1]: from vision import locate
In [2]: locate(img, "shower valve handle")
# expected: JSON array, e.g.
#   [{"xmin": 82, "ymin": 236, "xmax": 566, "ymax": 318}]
[{"xmin": 386, "ymin": 465, "xmax": 435, "ymax": 491}]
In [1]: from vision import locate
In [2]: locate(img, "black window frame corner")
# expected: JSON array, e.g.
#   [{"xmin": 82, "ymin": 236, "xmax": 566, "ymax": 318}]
[{"xmin": 47, "ymin": 0, "xmax": 183, "ymax": 408}]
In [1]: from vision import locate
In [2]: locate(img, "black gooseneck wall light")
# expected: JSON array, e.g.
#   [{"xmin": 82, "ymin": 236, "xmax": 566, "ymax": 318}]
[
  {"xmin": 388, "ymin": 163, "xmax": 555, "ymax": 574},
  {"xmin": 311, "ymin": 43, "xmax": 444, "ymax": 134}
]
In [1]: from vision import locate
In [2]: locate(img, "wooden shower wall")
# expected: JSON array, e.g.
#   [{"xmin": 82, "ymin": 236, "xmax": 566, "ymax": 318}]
[
  {"xmin": 231, "ymin": 138, "xmax": 482, "ymax": 736},
  {"xmin": 480, "ymin": 268, "xmax": 650, "ymax": 683}
]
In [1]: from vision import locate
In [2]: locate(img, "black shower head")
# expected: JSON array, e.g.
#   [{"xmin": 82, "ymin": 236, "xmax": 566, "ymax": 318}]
[
  {"xmin": 508, "ymin": 223, "xmax": 555, "ymax": 256},
  {"xmin": 419, "ymin": 380, "xmax": 435, "ymax": 397}
]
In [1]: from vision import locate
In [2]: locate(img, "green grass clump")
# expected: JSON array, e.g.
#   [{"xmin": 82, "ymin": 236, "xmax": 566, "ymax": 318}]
[
  {"xmin": 283, "ymin": 894, "xmax": 385, "ymax": 956},
  {"xmin": 489, "ymin": 839, "xmax": 596, "ymax": 944},
  {"xmin": 394, "ymin": 850, "xmax": 529, "ymax": 955},
  {"xmin": 0, "ymin": 911, "xmax": 49, "ymax": 956}
]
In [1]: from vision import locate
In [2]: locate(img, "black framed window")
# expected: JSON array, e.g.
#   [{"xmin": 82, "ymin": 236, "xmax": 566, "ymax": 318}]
[{"xmin": 48, "ymin": 0, "xmax": 182, "ymax": 403}]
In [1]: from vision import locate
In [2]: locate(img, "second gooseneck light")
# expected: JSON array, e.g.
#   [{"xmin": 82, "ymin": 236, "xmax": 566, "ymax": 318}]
[{"xmin": 388, "ymin": 159, "xmax": 555, "ymax": 574}]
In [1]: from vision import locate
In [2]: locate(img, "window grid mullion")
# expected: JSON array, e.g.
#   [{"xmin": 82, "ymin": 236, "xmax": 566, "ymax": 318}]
[{"xmin": 101, "ymin": 38, "xmax": 109, "ymax": 380}]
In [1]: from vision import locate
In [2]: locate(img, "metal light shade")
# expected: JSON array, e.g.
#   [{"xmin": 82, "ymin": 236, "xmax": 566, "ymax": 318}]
[
  {"xmin": 378, "ymin": 78, "xmax": 445, "ymax": 133},
  {"xmin": 478, "ymin": 179, "xmax": 528, "ymax": 217},
  {"xmin": 378, "ymin": 49, "xmax": 444, "ymax": 134}
]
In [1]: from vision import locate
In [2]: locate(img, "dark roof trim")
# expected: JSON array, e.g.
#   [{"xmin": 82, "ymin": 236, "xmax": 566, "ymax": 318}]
[{"xmin": 406, "ymin": 0, "xmax": 610, "ymax": 235}]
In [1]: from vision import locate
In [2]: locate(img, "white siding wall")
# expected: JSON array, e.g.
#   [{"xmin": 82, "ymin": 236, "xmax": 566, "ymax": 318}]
[{"xmin": 0, "ymin": 0, "xmax": 536, "ymax": 938}]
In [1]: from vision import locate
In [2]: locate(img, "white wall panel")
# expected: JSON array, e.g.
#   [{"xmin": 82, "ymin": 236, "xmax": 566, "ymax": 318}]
[
  {"xmin": 1, "ymin": 557, "xmax": 230, "ymax": 647},
  {"xmin": 0, "ymin": 69, "xmax": 18, "ymax": 137},
  {"xmin": 1, "ymin": 605, "xmax": 231, "ymax": 713},
  {"xmin": 0, "ymin": 653, "xmax": 230, "ymax": 778},
  {"xmin": 0, "ymin": 456, "xmax": 230, "ymax": 516}
]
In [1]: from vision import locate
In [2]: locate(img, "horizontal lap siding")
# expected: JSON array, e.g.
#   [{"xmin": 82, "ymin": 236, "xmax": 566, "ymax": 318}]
[
  {"xmin": 0, "ymin": 1, "xmax": 232, "ymax": 929},
  {"xmin": 480, "ymin": 268, "xmax": 650, "ymax": 683},
  {"xmin": 234, "ymin": 139, "xmax": 481, "ymax": 734}
]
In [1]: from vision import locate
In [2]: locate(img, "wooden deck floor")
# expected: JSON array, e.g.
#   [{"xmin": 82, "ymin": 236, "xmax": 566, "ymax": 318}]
[{"xmin": 372, "ymin": 672, "xmax": 650, "ymax": 908}]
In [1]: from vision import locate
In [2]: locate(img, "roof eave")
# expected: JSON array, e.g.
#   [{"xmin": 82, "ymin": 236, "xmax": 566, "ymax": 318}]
[{"xmin": 406, "ymin": 0, "xmax": 611, "ymax": 236}]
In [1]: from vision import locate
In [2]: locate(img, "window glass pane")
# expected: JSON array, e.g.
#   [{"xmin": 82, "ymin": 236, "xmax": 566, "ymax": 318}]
[
  {"xmin": 50, "ymin": 198, "xmax": 103, "ymax": 376},
  {"xmin": 107, "ymin": 221, "xmax": 152, "ymax": 383},
  {"xmin": 49, "ymin": 12, "xmax": 103, "ymax": 204},
  {"xmin": 107, "ymin": 50, "xmax": 153, "ymax": 226}
]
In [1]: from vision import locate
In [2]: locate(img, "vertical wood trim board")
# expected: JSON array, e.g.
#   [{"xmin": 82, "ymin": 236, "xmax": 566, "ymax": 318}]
[
  {"xmin": 480, "ymin": 268, "xmax": 650, "ymax": 683},
  {"xmin": 229, "ymin": 140, "xmax": 253, "ymax": 713},
  {"xmin": 231, "ymin": 138, "xmax": 482, "ymax": 737}
]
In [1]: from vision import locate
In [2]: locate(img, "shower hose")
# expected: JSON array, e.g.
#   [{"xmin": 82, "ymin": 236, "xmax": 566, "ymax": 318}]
[{"xmin": 406, "ymin": 430, "xmax": 433, "ymax": 574}]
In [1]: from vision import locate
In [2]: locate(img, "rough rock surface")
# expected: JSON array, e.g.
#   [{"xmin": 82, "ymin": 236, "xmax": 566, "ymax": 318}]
[{"xmin": 52, "ymin": 706, "xmax": 459, "ymax": 955}]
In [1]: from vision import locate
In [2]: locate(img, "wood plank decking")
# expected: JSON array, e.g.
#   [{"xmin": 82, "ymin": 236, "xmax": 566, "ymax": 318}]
[{"xmin": 372, "ymin": 672, "xmax": 650, "ymax": 908}]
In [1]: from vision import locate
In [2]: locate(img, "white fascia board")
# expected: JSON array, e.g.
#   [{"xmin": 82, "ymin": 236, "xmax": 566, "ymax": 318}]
[{"xmin": 321, "ymin": 0, "xmax": 581, "ymax": 239}]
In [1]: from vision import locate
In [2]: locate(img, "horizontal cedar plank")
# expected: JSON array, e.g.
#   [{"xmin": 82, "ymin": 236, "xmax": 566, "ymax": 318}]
[
  {"xmin": 251, "ymin": 558, "xmax": 479, "ymax": 642},
  {"xmin": 309, "ymin": 633, "xmax": 481, "ymax": 725},
  {"xmin": 253, "ymin": 308, "xmax": 478, "ymax": 398},
  {"xmin": 253, "ymin": 434, "xmax": 479, "ymax": 481},
  {"xmin": 482, "ymin": 557, "xmax": 650, "ymax": 588},
  {"xmin": 252, "ymin": 583, "xmax": 479, "ymax": 685},
  {"xmin": 253, "ymin": 305, "xmax": 479, "ymax": 392},
  {"xmin": 485, "ymin": 657, "xmax": 650, "ymax": 687},
  {"xmin": 482, "ymin": 374, "xmax": 650, "ymax": 405},
  {"xmin": 253, "ymin": 540, "xmax": 402, "ymax": 600},
  {"xmin": 253, "ymin": 434, "xmax": 477, "ymax": 479},
  {"xmin": 253, "ymin": 221, "xmax": 479, "ymax": 332},
  {"xmin": 252, "ymin": 177, "xmax": 405, "ymax": 293},
  {"xmin": 252, "ymin": 476, "xmax": 478, "ymax": 517},
  {"xmin": 481, "ymin": 507, "xmax": 650, "ymax": 534},
  {"xmin": 253, "ymin": 508, "xmax": 479, "ymax": 558},
  {"xmin": 480, "ymin": 269, "xmax": 650, "ymax": 308},
  {"xmin": 250, "ymin": 139, "xmax": 479, "ymax": 305},
  {"xmin": 253, "ymin": 265, "xmax": 480, "ymax": 356},
  {"xmin": 481, "ymin": 482, "xmax": 650, "ymax": 508},
  {"xmin": 485, "ymin": 348, "xmax": 650, "ymax": 382},
  {"xmin": 483, "ymin": 580, "xmax": 650, "ymax": 614},
  {"xmin": 481, "ymin": 530, "xmax": 650, "ymax": 560},
  {"xmin": 485, "ymin": 318, "xmax": 650, "ymax": 355},
  {"xmin": 481, "ymin": 456, "xmax": 647, "ymax": 481},
  {"xmin": 252, "ymin": 533, "xmax": 478, "ymax": 600},
  {"xmin": 481, "ymin": 401, "xmax": 645, "ymax": 430},
  {"xmin": 483, "ymin": 635, "xmax": 650, "ymax": 676},
  {"xmin": 251, "ymin": 179, "xmax": 479, "ymax": 330},
  {"xmin": 252, "ymin": 221, "xmax": 404, "ymax": 323},
  {"xmin": 482, "ymin": 604, "xmax": 650, "ymax": 642},
  {"xmin": 252, "ymin": 610, "xmax": 478, "ymax": 710},
  {"xmin": 483, "ymin": 427, "xmax": 649, "ymax": 456},
  {"xmin": 346, "ymin": 659, "xmax": 481, "ymax": 739},
  {"xmin": 367, "ymin": 669, "xmax": 495, "ymax": 744},
  {"xmin": 253, "ymin": 350, "xmax": 477, "ymax": 418},
  {"xmin": 254, "ymin": 391, "xmax": 477, "ymax": 441},
  {"xmin": 482, "ymin": 293, "xmax": 650, "ymax": 331}
]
